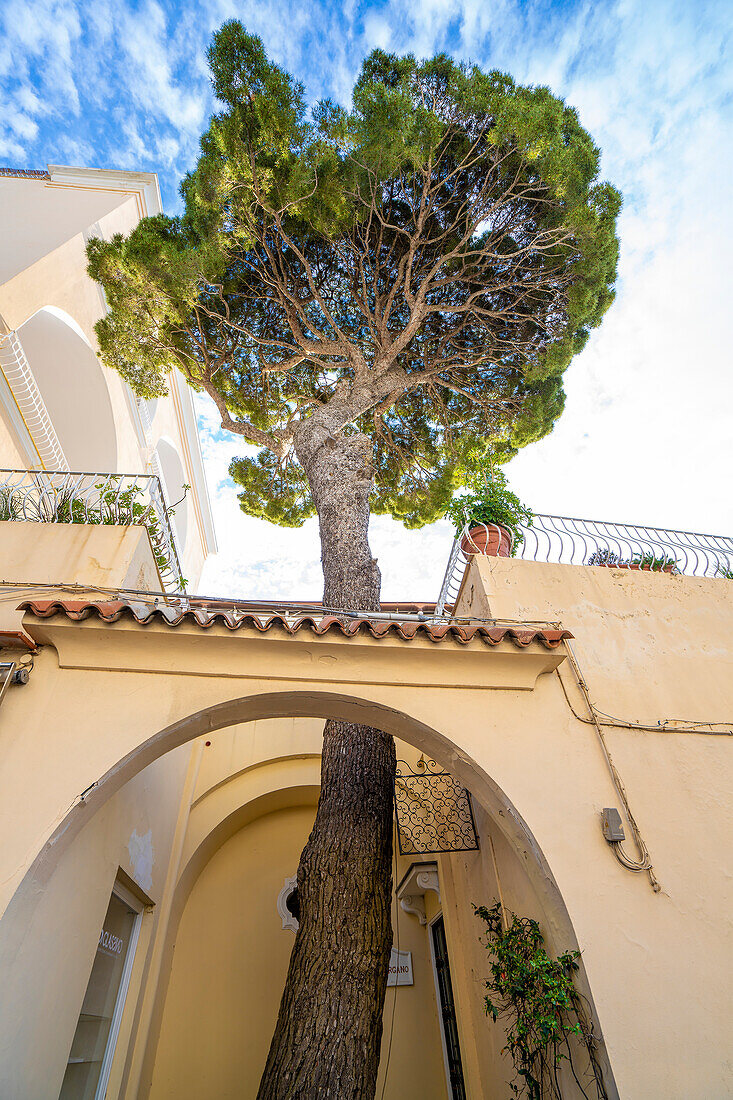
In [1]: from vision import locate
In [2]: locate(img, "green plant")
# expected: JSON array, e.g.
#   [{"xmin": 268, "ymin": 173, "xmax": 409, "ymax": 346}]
[
  {"xmin": 587, "ymin": 548, "xmax": 676, "ymax": 572},
  {"xmin": 630, "ymin": 552, "xmax": 675, "ymax": 571},
  {"xmin": 714, "ymin": 563, "xmax": 733, "ymax": 579},
  {"xmin": 0, "ymin": 479, "xmax": 187, "ymax": 589},
  {"xmin": 475, "ymin": 902, "xmax": 607, "ymax": 1099},
  {"xmin": 585, "ymin": 549, "xmax": 620, "ymax": 566},
  {"xmin": 446, "ymin": 469, "xmax": 533, "ymax": 554}
]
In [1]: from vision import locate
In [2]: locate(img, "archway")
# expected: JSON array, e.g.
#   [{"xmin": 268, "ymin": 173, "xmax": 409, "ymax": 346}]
[
  {"xmin": 17, "ymin": 687, "xmax": 571, "ymax": 925},
  {"xmin": 119, "ymin": 724, "xmax": 614, "ymax": 1100},
  {"xmin": 17, "ymin": 306, "xmax": 118, "ymax": 470},
  {"xmin": 0, "ymin": 672, "xmax": 617, "ymax": 1098}
]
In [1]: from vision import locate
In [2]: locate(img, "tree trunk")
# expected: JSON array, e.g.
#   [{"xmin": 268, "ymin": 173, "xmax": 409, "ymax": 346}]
[{"xmin": 257, "ymin": 428, "xmax": 396, "ymax": 1100}]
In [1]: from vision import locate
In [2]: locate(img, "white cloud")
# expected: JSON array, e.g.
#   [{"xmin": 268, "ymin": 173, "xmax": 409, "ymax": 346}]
[{"xmin": 363, "ymin": 12, "xmax": 393, "ymax": 50}]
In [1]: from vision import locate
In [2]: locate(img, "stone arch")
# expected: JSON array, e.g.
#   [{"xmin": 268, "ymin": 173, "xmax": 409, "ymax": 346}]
[
  {"xmin": 0, "ymin": 685, "xmax": 617, "ymax": 1097},
  {"xmin": 16, "ymin": 688, "xmax": 572, "ymax": 935},
  {"xmin": 16, "ymin": 305, "xmax": 118, "ymax": 469}
]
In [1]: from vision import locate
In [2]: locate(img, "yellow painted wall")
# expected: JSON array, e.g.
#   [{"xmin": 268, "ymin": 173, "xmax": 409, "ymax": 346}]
[
  {"xmin": 1, "ymin": 557, "xmax": 732, "ymax": 1097},
  {"xmin": 453, "ymin": 556, "xmax": 733, "ymax": 1098},
  {"xmin": 0, "ymin": 741, "xmax": 196, "ymax": 1099},
  {"xmin": 191, "ymin": 717, "xmax": 326, "ymax": 805},
  {"xmin": 0, "ymin": 521, "xmax": 161, "ymax": 634},
  {"xmin": 149, "ymin": 803, "xmax": 449, "ymax": 1100},
  {"xmin": 436, "ymin": 805, "xmax": 613, "ymax": 1099}
]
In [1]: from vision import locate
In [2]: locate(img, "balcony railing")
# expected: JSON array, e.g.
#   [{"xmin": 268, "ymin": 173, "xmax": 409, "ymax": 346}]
[
  {"xmin": 436, "ymin": 513, "xmax": 733, "ymax": 615},
  {"xmin": 0, "ymin": 469, "xmax": 186, "ymax": 594},
  {"xmin": 0, "ymin": 332, "xmax": 69, "ymax": 470}
]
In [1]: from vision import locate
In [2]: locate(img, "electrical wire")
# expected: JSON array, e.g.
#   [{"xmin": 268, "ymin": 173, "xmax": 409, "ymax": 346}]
[
  {"xmin": 3, "ymin": 580, "xmax": 731, "ymax": 737},
  {"xmin": 554, "ymin": 667, "xmax": 732, "ymax": 737},
  {"xmin": 0, "ymin": 578, "xmax": 557, "ymax": 627},
  {"xmin": 560, "ymin": 640, "xmax": 660, "ymax": 891}
]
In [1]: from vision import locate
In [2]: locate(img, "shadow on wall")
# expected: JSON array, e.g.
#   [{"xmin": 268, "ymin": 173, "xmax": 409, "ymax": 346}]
[
  {"xmin": 156, "ymin": 437, "xmax": 188, "ymax": 550},
  {"xmin": 18, "ymin": 306, "xmax": 117, "ymax": 470}
]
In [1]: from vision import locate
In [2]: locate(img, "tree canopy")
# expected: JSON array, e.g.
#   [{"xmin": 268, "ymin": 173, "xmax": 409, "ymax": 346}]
[{"xmin": 88, "ymin": 22, "xmax": 620, "ymax": 529}]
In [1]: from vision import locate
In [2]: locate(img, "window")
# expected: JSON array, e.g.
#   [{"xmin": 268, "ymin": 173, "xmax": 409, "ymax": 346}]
[
  {"xmin": 430, "ymin": 915, "xmax": 467, "ymax": 1100},
  {"xmin": 59, "ymin": 881, "xmax": 143, "ymax": 1100},
  {"xmin": 276, "ymin": 874, "xmax": 300, "ymax": 932}
]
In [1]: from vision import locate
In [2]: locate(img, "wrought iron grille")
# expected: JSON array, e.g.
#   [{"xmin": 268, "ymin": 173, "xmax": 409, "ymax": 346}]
[
  {"xmin": 394, "ymin": 758, "xmax": 479, "ymax": 855},
  {"xmin": 436, "ymin": 513, "xmax": 733, "ymax": 614},
  {"xmin": 0, "ymin": 469, "xmax": 186, "ymax": 594}
]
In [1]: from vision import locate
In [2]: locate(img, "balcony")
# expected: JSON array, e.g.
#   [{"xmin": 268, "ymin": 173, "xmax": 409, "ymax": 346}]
[
  {"xmin": 436, "ymin": 513, "xmax": 733, "ymax": 614},
  {"xmin": 0, "ymin": 469, "xmax": 186, "ymax": 593}
]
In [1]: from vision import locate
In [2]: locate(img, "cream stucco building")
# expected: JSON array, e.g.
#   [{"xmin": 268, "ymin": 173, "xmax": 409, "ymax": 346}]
[{"xmin": 0, "ymin": 164, "xmax": 732, "ymax": 1100}]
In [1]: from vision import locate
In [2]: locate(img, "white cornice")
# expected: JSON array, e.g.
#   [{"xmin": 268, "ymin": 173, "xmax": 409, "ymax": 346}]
[
  {"xmin": 47, "ymin": 165, "xmax": 163, "ymax": 218},
  {"xmin": 169, "ymin": 371, "xmax": 218, "ymax": 555}
]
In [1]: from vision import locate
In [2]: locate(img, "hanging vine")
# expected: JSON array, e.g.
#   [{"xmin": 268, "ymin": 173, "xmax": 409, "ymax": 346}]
[{"xmin": 475, "ymin": 903, "xmax": 608, "ymax": 1100}]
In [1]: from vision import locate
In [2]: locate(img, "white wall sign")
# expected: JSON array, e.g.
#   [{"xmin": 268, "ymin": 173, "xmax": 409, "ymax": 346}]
[{"xmin": 387, "ymin": 948, "xmax": 413, "ymax": 986}]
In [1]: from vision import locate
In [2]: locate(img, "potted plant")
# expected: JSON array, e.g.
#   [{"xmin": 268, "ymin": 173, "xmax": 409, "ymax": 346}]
[
  {"xmin": 632, "ymin": 551, "xmax": 676, "ymax": 573},
  {"xmin": 446, "ymin": 470, "xmax": 532, "ymax": 557},
  {"xmin": 587, "ymin": 548, "xmax": 677, "ymax": 573}
]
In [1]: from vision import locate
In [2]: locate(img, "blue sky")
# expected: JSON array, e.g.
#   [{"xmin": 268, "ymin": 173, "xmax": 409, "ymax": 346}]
[{"xmin": 2, "ymin": 0, "xmax": 732, "ymax": 600}]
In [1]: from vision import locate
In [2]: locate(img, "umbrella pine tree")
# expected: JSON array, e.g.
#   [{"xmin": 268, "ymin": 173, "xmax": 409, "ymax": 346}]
[{"xmin": 87, "ymin": 24, "xmax": 620, "ymax": 1098}]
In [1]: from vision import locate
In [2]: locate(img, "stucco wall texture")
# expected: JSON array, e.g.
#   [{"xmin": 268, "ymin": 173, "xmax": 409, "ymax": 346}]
[{"xmin": 457, "ymin": 557, "xmax": 733, "ymax": 1098}]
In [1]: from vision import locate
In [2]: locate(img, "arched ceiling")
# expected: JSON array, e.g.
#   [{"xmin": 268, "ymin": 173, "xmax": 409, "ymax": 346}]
[{"xmin": 18, "ymin": 307, "xmax": 117, "ymax": 471}]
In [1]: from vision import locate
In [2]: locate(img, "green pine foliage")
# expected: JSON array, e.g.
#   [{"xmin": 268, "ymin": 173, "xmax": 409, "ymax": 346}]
[{"xmin": 87, "ymin": 23, "xmax": 621, "ymax": 529}]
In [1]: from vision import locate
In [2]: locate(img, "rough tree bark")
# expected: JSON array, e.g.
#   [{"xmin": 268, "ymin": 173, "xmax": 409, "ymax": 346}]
[{"xmin": 256, "ymin": 428, "xmax": 396, "ymax": 1100}]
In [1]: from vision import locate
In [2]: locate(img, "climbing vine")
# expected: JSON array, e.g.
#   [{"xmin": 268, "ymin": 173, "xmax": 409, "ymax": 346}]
[{"xmin": 475, "ymin": 902, "xmax": 608, "ymax": 1099}]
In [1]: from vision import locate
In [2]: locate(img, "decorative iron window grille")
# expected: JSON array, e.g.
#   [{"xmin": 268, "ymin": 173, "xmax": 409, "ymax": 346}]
[{"xmin": 394, "ymin": 758, "xmax": 479, "ymax": 855}]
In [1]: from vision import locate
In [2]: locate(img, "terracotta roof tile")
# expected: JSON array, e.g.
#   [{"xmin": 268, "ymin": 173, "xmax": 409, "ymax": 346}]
[{"xmin": 18, "ymin": 599, "xmax": 571, "ymax": 650}]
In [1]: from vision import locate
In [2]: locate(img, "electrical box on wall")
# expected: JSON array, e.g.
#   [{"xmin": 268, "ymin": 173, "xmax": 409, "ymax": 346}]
[{"xmin": 601, "ymin": 807, "xmax": 625, "ymax": 841}]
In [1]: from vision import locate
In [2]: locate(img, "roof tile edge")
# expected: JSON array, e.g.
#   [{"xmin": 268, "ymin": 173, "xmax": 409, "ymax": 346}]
[{"xmin": 18, "ymin": 599, "xmax": 572, "ymax": 650}]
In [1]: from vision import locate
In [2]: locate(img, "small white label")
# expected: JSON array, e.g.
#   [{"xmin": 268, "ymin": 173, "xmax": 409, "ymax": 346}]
[{"xmin": 387, "ymin": 948, "xmax": 413, "ymax": 986}]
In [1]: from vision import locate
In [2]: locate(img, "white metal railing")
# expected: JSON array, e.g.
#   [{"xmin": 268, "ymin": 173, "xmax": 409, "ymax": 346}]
[
  {"xmin": 436, "ymin": 514, "xmax": 733, "ymax": 614},
  {"xmin": 0, "ymin": 332, "xmax": 69, "ymax": 470},
  {"xmin": 0, "ymin": 469, "xmax": 186, "ymax": 593}
]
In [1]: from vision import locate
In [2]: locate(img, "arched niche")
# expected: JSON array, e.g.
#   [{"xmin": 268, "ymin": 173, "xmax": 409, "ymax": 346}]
[
  {"xmin": 17, "ymin": 306, "xmax": 118, "ymax": 470},
  {"xmin": 155, "ymin": 438, "xmax": 189, "ymax": 550}
]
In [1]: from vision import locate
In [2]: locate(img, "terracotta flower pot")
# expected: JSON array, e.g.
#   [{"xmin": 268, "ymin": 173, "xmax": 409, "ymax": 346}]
[
  {"xmin": 604, "ymin": 562, "xmax": 675, "ymax": 573},
  {"xmin": 460, "ymin": 523, "xmax": 513, "ymax": 557}
]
